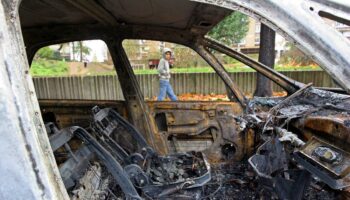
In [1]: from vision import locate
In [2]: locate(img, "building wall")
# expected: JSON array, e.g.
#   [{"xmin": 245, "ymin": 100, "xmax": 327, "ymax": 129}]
[{"xmin": 240, "ymin": 17, "xmax": 350, "ymax": 52}]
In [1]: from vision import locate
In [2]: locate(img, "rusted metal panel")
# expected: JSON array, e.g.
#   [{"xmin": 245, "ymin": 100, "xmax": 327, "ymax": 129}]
[
  {"xmin": 294, "ymin": 115, "xmax": 350, "ymax": 151},
  {"xmin": 38, "ymin": 99, "xmax": 255, "ymax": 163},
  {"xmin": 39, "ymin": 100, "xmax": 127, "ymax": 128},
  {"xmin": 106, "ymin": 39, "xmax": 168, "ymax": 154},
  {"xmin": 148, "ymin": 101, "xmax": 254, "ymax": 162}
]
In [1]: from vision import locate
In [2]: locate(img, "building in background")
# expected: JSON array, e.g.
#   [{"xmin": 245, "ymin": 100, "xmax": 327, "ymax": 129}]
[
  {"xmin": 234, "ymin": 17, "xmax": 287, "ymax": 61},
  {"xmin": 105, "ymin": 17, "xmax": 350, "ymax": 66},
  {"xmin": 235, "ymin": 17, "xmax": 350, "ymax": 62}
]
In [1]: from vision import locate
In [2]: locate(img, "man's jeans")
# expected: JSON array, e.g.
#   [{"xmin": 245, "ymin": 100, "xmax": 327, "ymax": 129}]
[{"xmin": 157, "ymin": 80, "xmax": 177, "ymax": 101}]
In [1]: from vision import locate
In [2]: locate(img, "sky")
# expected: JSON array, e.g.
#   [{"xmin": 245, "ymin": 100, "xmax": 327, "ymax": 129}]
[{"xmin": 84, "ymin": 40, "xmax": 108, "ymax": 62}]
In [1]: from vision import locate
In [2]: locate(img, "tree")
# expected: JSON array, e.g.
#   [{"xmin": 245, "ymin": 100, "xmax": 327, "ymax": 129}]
[
  {"xmin": 73, "ymin": 41, "xmax": 91, "ymax": 61},
  {"xmin": 173, "ymin": 45, "xmax": 201, "ymax": 68},
  {"xmin": 79, "ymin": 41, "xmax": 83, "ymax": 62},
  {"xmin": 207, "ymin": 12, "xmax": 249, "ymax": 46},
  {"xmin": 122, "ymin": 40, "xmax": 141, "ymax": 60},
  {"xmin": 279, "ymin": 43, "xmax": 315, "ymax": 66},
  {"xmin": 254, "ymin": 24, "xmax": 276, "ymax": 97}
]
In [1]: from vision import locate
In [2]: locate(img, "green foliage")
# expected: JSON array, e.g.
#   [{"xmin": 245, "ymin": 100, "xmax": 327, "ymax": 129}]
[
  {"xmin": 279, "ymin": 43, "xmax": 316, "ymax": 66},
  {"xmin": 274, "ymin": 65, "xmax": 320, "ymax": 71},
  {"xmin": 222, "ymin": 55, "xmax": 239, "ymax": 65},
  {"xmin": 130, "ymin": 65, "xmax": 319, "ymax": 74},
  {"xmin": 35, "ymin": 46, "xmax": 66, "ymax": 60},
  {"xmin": 73, "ymin": 42, "xmax": 91, "ymax": 57},
  {"xmin": 220, "ymin": 54, "xmax": 258, "ymax": 65},
  {"xmin": 123, "ymin": 40, "xmax": 211, "ymax": 68},
  {"xmin": 30, "ymin": 60, "xmax": 69, "ymax": 76},
  {"xmin": 173, "ymin": 45, "xmax": 210, "ymax": 68},
  {"xmin": 35, "ymin": 47, "xmax": 55, "ymax": 59},
  {"xmin": 207, "ymin": 12, "xmax": 249, "ymax": 46},
  {"xmin": 123, "ymin": 40, "xmax": 141, "ymax": 60}
]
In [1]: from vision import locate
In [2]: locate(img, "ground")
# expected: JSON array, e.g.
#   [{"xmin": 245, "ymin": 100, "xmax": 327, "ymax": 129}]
[{"xmin": 67, "ymin": 62, "xmax": 115, "ymax": 76}]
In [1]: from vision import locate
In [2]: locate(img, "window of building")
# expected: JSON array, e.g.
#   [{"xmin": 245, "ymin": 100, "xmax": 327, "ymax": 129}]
[
  {"xmin": 238, "ymin": 39, "xmax": 246, "ymax": 46},
  {"xmin": 255, "ymin": 22, "xmax": 261, "ymax": 33},
  {"xmin": 254, "ymin": 33, "xmax": 260, "ymax": 45}
]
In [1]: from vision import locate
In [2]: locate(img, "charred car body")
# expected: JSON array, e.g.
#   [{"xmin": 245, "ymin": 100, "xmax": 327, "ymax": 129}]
[
  {"xmin": 1, "ymin": 0, "xmax": 350, "ymax": 199},
  {"xmin": 47, "ymin": 106, "xmax": 210, "ymax": 199}
]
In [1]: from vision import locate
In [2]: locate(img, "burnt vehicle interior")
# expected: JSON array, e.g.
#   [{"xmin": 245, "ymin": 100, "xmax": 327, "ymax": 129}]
[{"xmin": 13, "ymin": 0, "xmax": 350, "ymax": 199}]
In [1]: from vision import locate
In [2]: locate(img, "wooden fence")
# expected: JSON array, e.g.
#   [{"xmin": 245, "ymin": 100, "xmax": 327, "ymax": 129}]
[{"xmin": 32, "ymin": 71, "xmax": 338, "ymax": 100}]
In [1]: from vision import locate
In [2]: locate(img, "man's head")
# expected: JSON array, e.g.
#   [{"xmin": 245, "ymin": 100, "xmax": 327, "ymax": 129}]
[
  {"xmin": 165, "ymin": 51, "xmax": 171, "ymax": 60},
  {"xmin": 163, "ymin": 48, "xmax": 172, "ymax": 61}
]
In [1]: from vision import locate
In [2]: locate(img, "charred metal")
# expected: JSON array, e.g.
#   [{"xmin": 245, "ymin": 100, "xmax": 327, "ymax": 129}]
[
  {"xmin": 47, "ymin": 106, "xmax": 211, "ymax": 199},
  {"xmin": 40, "ymin": 86, "xmax": 350, "ymax": 199},
  {"xmin": 0, "ymin": 0, "xmax": 350, "ymax": 199}
]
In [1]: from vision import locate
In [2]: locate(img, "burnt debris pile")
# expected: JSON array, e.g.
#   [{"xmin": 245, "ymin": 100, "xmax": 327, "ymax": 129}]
[
  {"xmin": 149, "ymin": 152, "xmax": 208, "ymax": 184},
  {"xmin": 45, "ymin": 85, "xmax": 350, "ymax": 199},
  {"xmin": 46, "ymin": 106, "xmax": 211, "ymax": 199}
]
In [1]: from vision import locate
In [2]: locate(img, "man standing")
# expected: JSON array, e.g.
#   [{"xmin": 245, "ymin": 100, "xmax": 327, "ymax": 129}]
[{"xmin": 157, "ymin": 48, "xmax": 177, "ymax": 101}]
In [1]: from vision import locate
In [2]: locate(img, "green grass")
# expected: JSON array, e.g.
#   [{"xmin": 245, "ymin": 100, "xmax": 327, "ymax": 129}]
[
  {"xmin": 133, "ymin": 67, "xmax": 214, "ymax": 74},
  {"xmin": 274, "ymin": 65, "xmax": 321, "ymax": 71},
  {"xmin": 31, "ymin": 60, "xmax": 69, "ymax": 76},
  {"xmin": 30, "ymin": 59, "xmax": 322, "ymax": 77},
  {"xmin": 132, "ymin": 65, "xmax": 321, "ymax": 74},
  {"xmin": 222, "ymin": 53, "xmax": 259, "ymax": 65}
]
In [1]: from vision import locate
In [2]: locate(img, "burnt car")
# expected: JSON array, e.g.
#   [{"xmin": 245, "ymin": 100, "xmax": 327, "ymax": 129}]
[{"xmin": 1, "ymin": 0, "xmax": 350, "ymax": 199}]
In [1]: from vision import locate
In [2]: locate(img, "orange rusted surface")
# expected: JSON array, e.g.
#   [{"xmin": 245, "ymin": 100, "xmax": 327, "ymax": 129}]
[
  {"xmin": 299, "ymin": 115, "xmax": 350, "ymax": 150},
  {"xmin": 39, "ymin": 99, "xmax": 254, "ymax": 163}
]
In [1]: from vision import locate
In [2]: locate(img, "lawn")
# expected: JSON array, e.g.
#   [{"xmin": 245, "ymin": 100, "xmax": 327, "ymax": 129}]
[
  {"xmin": 30, "ymin": 59, "xmax": 322, "ymax": 76},
  {"xmin": 30, "ymin": 60, "xmax": 69, "ymax": 76},
  {"xmin": 132, "ymin": 65, "xmax": 321, "ymax": 74}
]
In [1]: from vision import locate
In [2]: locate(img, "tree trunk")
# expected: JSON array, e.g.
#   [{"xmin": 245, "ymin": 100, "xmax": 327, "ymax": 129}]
[
  {"xmin": 72, "ymin": 42, "xmax": 75, "ymax": 61},
  {"xmin": 79, "ymin": 41, "xmax": 83, "ymax": 62},
  {"xmin": 254, "ymin": 24, "xmax": 276, "ymax": 97}
]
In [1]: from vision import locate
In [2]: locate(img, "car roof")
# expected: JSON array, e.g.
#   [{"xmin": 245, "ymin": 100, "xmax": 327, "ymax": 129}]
[
  {"xmin": 19, "ymin": 0, "xmax": 230, "ymax": 38},
  {"xmin": 19, "ymin": 0, "xmax": 350, "ymax": 93}
]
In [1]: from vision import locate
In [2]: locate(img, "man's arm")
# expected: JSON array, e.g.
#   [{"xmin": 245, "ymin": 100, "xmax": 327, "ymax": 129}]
[{"xmin": 157, "ymin": 59, "xmax": 169, "ymax": 75}]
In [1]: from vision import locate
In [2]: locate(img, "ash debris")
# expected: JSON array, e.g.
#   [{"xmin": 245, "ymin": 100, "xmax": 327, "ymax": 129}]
[
  {"xmin": 149, "ymin": 152, "xmax": 208, "ymax": 184},
  {"xmin": 110, "ymin": 161, "xmax": 339, "ymax": 199},
  {"xmin": 201, "ymin": 162, "xmax": 339, "ymax": 200}
]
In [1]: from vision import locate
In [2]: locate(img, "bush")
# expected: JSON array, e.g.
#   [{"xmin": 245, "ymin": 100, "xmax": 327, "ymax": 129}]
[
  {"xmin": 279, "ymin": 43, "xmax": 316, "ymax": 66},
  {"xmin": 172, "ymin": 46, "xmax": 210, "ymax": 68}
]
